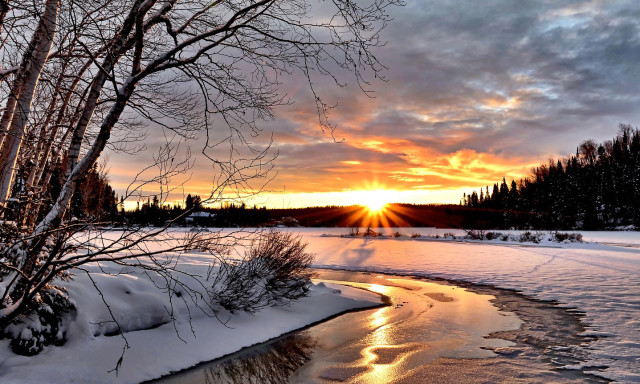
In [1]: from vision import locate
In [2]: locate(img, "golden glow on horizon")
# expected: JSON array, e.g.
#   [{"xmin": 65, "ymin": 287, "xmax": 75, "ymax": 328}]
[
  {"xmin": 120, "ymin": 187, "xmax": 472, "ymax": 211},
  {"xmin": 109, "ymin": 139, "xmax": 538, "ymax": 210},
  {"xmin": 366, "ymin": 200, "xmax": 388, "ymax": 213},
  {"xmin": 354, "ymin": 189, "xmax": 394, "ymax": 214}
]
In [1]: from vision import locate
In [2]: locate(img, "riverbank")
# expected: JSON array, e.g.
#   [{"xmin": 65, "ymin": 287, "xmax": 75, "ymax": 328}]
[{"xmin": 0, "ymin": 255, "xmax": 382, "ymax": 384}]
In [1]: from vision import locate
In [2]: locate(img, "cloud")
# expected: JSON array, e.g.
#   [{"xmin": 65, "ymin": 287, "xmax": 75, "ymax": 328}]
[{"xmin": 107, "ymin": 0, "xmax": 640, "ymax": 206}]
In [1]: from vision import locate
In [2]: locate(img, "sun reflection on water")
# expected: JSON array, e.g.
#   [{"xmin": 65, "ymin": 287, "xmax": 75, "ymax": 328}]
[
  {"xmin": 357, "ymin": 342, "xmax": 424, "ymax": 384},
  {"xmin": 370, "ymin": 308, "xmax": 387, "ymax": 328},
  {"xmin": 357, "ymin": 293, "xmax": 409, "ymax": 384},
  {"xmin": 367, "ymin": 283, "xmax": 388, "ymax": 295}
]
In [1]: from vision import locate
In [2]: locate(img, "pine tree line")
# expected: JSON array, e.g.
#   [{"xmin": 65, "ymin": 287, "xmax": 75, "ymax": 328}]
[
  {"xmin": 124, "ymin": 195, "xmax": 269, "ymax": 227},
  {"xmin": 463, "ymin": 124, "xmax": 640, "ymax": 230}
]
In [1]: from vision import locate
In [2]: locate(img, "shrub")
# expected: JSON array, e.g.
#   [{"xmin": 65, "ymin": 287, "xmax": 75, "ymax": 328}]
[
  {"xmin": 553, "ymin": 231, "xmax": 569, "ymax": 242},
  {"xmin": 464, "ymin": 229, "xmax": 485, "ymax": 240},
  {"xmin": 211, "ymin": 231, "xmax": 314, "ymax": 313},
  {"xmin": 393, "ymin": 232, "xmax": 403, "ymax": 238},
  {"xmin": 363, "ymin": 227, "xmax": 382, "ymax": 237},
  {"xmin": 443, "ymin": 232, "xmax": 456, "ymax": 239},
  {"xmin": 410, "ymin": 233, "xmax": 421, "ymax": 238},
  {"xmin": 518, "ymin": 231, "xmax": 542, "ymax": 243},
  {"xmin": 553, "ymin": 232, "xmax": 583, "ymax": 243},
  {"xmin": 485, "ymin": 231, "xmax": 505, "ymax": 241},
  {"xmin": 2, "ymin": 286, "xmax": 76, "ymax": 355}
]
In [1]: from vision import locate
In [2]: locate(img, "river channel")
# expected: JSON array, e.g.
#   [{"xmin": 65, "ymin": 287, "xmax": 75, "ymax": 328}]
[{"xmin": 152, "ymin": 269, "xmax": 608, "ymax": 383}]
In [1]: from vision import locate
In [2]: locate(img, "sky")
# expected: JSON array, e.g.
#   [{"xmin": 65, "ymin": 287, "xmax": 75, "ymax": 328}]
[{"xmin": 107, "ymin": 0, "xmax": 640, "ymax": 209}]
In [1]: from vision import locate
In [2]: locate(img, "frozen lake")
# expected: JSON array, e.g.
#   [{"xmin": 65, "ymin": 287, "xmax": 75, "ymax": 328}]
[{"xmin": 293, "ymin": 228, "xmax": 640, "ymax": 382}]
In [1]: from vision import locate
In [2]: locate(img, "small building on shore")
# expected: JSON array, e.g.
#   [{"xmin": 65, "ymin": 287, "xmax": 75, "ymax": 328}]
[{"xmin": 185, "ymin": 211, "xmax": 216, "ymax": 226}]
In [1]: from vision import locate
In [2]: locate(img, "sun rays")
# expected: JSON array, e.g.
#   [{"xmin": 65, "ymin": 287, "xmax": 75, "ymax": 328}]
[
  {"xmin": 337, "ymin": 189, "xmax": 415, "ymax": 227},
  {"xmin": 355, "ymin": 189, "xmax": 394, "ymax": 214}
]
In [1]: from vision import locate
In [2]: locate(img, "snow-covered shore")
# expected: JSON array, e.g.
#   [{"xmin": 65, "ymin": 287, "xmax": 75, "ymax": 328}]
[{"xmin": 0, "ymin": 248, "xmax": 381, "ymax": 384}]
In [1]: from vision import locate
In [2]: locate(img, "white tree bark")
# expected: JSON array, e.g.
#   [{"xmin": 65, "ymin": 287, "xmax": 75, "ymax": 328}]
[
  {"xmin": 0, "ymin": 0, "xmax": 60, "ymax": 206},
  {"xmin": 0, "ymin": 91, "xmax": 18, "ymax": 149}
]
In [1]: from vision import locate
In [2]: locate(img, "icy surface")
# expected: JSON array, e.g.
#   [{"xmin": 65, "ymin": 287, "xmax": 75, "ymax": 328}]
[
  {"xmin": 298, "ymin": 227, "xmax": 640, "ymax": 382},
  {"xmin": 0, "ymin": 248, "xmax": 381, "ymax": 384}
]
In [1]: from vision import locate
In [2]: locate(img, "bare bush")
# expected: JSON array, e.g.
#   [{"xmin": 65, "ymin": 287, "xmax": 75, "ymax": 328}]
[
  {"xmin": 518, "ymin": 231, "xmax": 543, "ymax": 243},
  {"xmin": 212, "ymin": 231, "xmax": 314, "ymax": 313},
  {"xmin": 363, "ymin": 227, "xmax": 382, "ymax": 237},
  {"xmin": 554, "ymin": 232, "xmax": 583, "ymax": 243},
  {"xmin": 463, "ymin": 229, "xmax": 485, "ymax": 240}
]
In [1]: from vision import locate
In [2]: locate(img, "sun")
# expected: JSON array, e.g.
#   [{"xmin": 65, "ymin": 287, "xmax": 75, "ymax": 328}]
[
  {"xmin": 365, "ymin": 199, "xmax": 388, "ymax": 213},
  {"xmin": 358, "ymin": 190, "xmax": 393, "ymax": 214},
  {"xmin": 343, "ymin": 188, "xmax": 408, "ymax": 227}
]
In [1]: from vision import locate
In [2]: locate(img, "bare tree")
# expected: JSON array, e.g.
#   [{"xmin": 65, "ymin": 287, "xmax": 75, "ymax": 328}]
[{"xmin": 0, "ymin": 0, "xmax": 400, "ymax": 356}]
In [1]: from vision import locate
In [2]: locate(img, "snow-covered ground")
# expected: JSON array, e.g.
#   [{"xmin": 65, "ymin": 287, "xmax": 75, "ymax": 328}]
[
  {"xmin": 1, "ymin": 227, "xmax": 638, "ymax": 383},
  {"xmin": 0, "ymin": 247, "xmax": 381, "ymax": 384},
  {"xmin": 298, "ymin": 227, "xmax": 640, "ymax": 383}
]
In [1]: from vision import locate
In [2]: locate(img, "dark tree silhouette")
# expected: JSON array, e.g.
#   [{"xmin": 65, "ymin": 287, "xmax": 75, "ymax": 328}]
[{"xmin": 463, "ymin": 124, "xmax": 640, "ymax": 230}]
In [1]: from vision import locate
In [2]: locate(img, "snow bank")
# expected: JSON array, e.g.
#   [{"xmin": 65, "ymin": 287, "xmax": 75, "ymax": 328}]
[{"xmin": 0, "ymin": 248, "xmax": 381, "ymax": 384}]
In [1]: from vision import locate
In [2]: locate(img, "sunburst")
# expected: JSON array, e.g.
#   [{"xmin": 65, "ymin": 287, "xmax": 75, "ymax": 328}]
[{"xmin": 355, "ymin": 189, "xmax": 393, "ymax": 214}]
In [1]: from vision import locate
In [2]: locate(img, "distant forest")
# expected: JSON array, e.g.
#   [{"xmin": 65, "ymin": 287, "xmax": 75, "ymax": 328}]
[
  {"xmin": 462, "ymin": 124, "xmax": 640, "ymax": 230},
  {"xmin": 124, "ymin": 203, "xmax": 494, "ymax": 229}
]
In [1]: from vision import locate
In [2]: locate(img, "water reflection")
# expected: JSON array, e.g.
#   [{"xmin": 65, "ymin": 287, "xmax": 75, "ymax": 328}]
[
  {"xmin": 369, "ymin": 307, "xmax": 387, "ymax": 328},
  {"xmin": 357, "ymin": 343, "xmax": 425, "ymax": 383},
  {"xmin": 294, "ymin": 272, "xmax": 523, "ymax": 383},
  {"xmin": 156, "ymin": 332, "xmax": 317, "ymax": 384}
]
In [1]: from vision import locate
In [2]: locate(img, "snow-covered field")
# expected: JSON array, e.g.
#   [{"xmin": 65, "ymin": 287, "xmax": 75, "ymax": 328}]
[
  {"xmin": 1, "ymin": 227, "xmax": 638, "ymax": 383},
  {"xmin": 298, "ymin": 227, "xmax": 640, "ymax": 383},
  {"xmin": 0, "ymin": 245, "xmax": 381, "ymax": 384}
]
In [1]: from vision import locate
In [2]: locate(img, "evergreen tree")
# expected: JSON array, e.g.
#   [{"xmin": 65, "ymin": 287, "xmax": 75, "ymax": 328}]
[{"xmin": 461, "ymin": 125, "xmax": 640, "ymax": 229}]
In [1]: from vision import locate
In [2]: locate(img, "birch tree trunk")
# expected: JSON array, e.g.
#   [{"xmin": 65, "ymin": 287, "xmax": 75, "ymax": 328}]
[
  {"xmin": 64, "ymin": 0, "xmax": 149, "ymax": 176},
  {"xmin": 0, "ymin": 0, "xmax": 59, "ymax": 206},
  {"xmin": 0, "ymin": 0, "xmax": 8, "ymax": 36},
  {"xmin": 0, "ymin": 91, "xmax": 19, "ymax": 150}
]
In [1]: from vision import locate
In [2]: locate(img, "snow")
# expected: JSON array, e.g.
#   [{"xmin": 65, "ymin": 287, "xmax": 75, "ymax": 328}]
[
  {"xmin": 297, "ymin": 227, "xmax": 640, "ymax": 383},
  {"xmin": 0, "ymin": 247, "xmax": 381, "ymax": 383},
  {"xmin": 1, "ymin": 227, "xmax": 639, "ymax": 382},
  {"xmin": 187, "ymin": 212, "xmax": 215, "ymax": 218}
]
